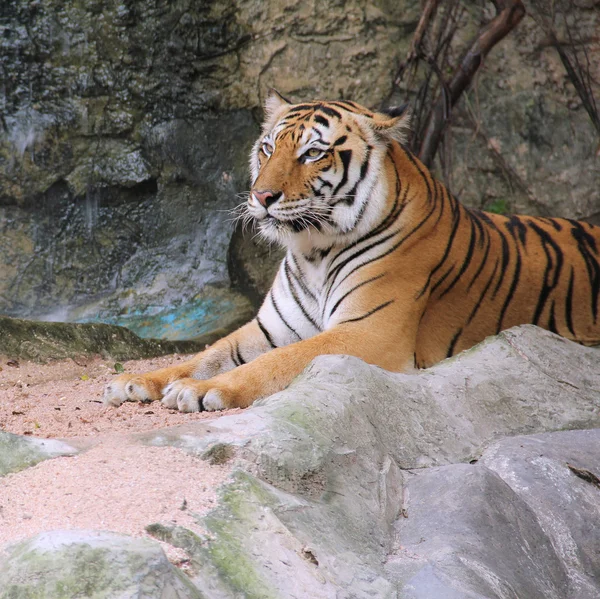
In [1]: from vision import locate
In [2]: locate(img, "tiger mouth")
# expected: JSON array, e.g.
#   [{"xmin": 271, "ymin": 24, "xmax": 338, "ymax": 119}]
[{"xmin": 258, "ymin": 213, "xmax": 325, "ymax": 233}]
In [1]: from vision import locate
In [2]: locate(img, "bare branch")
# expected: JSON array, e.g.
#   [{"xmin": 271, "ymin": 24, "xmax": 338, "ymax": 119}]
[
  {"xmin": 550, "ymin": 24, "xmax": 600, "ymax": 136},
  {"xmin": 418, "ymin": 0, "xmax": 525, "ymax": 167},
  {"xmin": 395, "ymin": 0, "xmax": 440, "ymax": 83}
]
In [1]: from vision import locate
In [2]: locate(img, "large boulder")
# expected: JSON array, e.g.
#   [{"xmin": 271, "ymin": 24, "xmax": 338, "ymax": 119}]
[
  {"xmin": 386, "ymin": 429, "xmax": 600, "ymax": 598},
  {"xmin": 138, "ymin": 325, "xmax": 600, "ymax": 597}
]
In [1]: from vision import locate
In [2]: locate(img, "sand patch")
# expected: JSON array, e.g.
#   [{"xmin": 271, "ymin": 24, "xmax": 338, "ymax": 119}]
[{"xmin": 0, "ymin": 354, "xmax": 240, "ymax": 565}]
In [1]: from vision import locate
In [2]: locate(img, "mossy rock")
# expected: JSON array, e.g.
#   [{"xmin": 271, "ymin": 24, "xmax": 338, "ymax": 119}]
[
  {"xmin": 0, "ymin": 316, "xmax": 220, "ymax": 363},
  {"xmin": 0, "ymin": 432, "xmax": 77, "ymax": 477},
  {"xmin": 0, "ymin": 530, "xmax": 203, "ymax": 599}
]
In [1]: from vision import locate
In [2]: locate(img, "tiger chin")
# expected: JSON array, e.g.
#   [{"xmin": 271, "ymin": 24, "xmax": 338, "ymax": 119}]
[{"xmin": 104, "ymin": 90, "xmax": 600, "ymax": 413}]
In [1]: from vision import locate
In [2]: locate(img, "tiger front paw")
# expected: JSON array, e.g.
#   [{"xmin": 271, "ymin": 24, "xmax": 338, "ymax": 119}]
[
  {"xmin": 103, "ymin": 374, "xmax": 164, "ymax": 407},
  {"xmin": 160, "ymin": 378, "xmax": 231, "ymax": 413}
]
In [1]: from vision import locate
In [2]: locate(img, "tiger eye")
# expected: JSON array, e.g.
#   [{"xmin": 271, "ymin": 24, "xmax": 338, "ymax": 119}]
[
  {"xmin": 306, "ymin": 148, "xmax": 321, "ymax": 158},
  {"xmin": 262, "ymin": 143, "xmax": 273, "ymax": 157}
]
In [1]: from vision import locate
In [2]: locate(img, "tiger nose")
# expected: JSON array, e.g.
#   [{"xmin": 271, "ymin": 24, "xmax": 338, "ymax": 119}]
[{"xmin": 253, "ymin": 190, "xmax": 282, "ymax": 208}]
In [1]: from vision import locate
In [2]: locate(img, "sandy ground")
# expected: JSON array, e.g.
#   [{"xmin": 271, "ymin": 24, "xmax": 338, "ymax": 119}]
[{"xmin": 0, "ymin": 354, "xmax": 243, "ymax": 566}]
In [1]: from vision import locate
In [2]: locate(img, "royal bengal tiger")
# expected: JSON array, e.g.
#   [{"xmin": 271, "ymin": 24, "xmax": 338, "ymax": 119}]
[{"xmin": 103, "ymin": 91, "xmax": 600, "ymax": 412}]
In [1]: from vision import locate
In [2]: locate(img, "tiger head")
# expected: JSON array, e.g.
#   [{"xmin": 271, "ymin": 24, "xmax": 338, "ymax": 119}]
[{"xmin": 247, "ymin": 91, "xmax": 410, "ymax": 250}]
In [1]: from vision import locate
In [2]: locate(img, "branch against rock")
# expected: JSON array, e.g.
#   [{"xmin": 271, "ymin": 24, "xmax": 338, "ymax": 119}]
[
  {"xmin": 418, "ymin": 0, "xmax": 526, "ymax": 167},
  {"xmin": 395, "ymin": 0, "xmax": 441, "ymax": 83}
]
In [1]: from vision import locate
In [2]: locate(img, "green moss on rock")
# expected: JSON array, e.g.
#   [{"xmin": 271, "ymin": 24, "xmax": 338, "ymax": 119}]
[
  {"xmin": 0, "ymin": 531, "xmax": 203, "ymax": 599},
  {"xmin": 0, "ymin": 316, "xmax": 210, "ymax": 363}
]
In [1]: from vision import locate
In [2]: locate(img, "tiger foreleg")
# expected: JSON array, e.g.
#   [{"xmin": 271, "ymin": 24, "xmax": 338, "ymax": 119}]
[
  {"xmin": 102, "ymin": 319, "xmax": 276, "ymax": 407},
  {"xmin": 163, "ymin": 322, "xmax": 417, "ymax": 413}
]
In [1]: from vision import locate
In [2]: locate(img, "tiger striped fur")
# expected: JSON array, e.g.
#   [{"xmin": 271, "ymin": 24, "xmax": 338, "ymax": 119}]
[{"xmin": 104, "ymin": 91, "xmax": 600, "ymax": 412}]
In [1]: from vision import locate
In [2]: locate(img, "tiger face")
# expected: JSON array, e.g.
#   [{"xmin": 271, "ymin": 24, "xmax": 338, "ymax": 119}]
[{"xmin": 247, "ymin": 91, "xmax": 410, "ymax": 249}]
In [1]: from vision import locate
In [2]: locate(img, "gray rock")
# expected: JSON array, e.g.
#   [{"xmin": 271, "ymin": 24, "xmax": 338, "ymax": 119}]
[
  {"xmin": 0, "ymin": 0, "xmax": 416, "ymax": 331},
  {"xmin": 387, "ymin": 429, "xmax": 600, "ymax": 598},
  {"xmin": 0, "ymin": 431, "xmax": 77, "ymax": 477},
  {"xmin": 137, "ymin": 326, "xmax": 600, "ymax": 597},
  {"xmin": 2, "ymin": 325, "xmax": 598, "ymax": 597},
  {"xmin": 0, "ymin": 530, "xmax": 203, "ymax": 599}
]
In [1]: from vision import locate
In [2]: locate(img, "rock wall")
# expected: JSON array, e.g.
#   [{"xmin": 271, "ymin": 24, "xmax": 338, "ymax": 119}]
[{"xmin": 1, "ymin": 0, "xmax": 598, "ymax": 333}]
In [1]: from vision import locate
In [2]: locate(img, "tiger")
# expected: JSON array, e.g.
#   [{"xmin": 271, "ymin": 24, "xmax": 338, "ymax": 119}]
[{"xmin": 103, "ymin": 91, "xmax": 600, "ymax": 413}]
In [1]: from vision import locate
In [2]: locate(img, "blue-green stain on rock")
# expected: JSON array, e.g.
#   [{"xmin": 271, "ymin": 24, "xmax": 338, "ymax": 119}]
[
  {"xmin": 99, "ymin": 297, "xmax": 236, "ymax": 340},
  {"xmin": 77, "ymin": 289, "xmax": 254, "ymax": 341}
]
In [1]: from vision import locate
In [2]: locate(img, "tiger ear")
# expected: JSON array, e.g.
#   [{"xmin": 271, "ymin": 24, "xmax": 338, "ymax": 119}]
[
  {"xmin": 371, "ymin": 105, "xmax": 412, "ymax": 145},
  {"xmin": 264, "ymin": 89, "xmax": 291, "ymax": 118}
]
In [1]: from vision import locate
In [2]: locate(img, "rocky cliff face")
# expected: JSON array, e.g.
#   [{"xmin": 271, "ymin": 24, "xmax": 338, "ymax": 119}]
[{"xmin": 1, "ymin": 0, "xmax": 598, "ymax": 335}]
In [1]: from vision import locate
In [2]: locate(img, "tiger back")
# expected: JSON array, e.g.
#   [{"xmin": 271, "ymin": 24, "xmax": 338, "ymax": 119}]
[{"xmin": 103, "ymin": 92, "xmax": 600, "ymax": 412}]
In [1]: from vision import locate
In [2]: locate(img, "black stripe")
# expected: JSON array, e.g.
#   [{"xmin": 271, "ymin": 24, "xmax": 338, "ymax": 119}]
[
  {"xmin": 529, "ymin": 221, "xmax": 564, "ymax": 326},
  {"xmin": 256, "ymin": 317, "xmax": 277, "ymax": 348},
  {"xmin": 359, "ymin": 147, "xmax": 372, "ymax": 179},
  {"xmin": 492, "ymin": 226, "xmax": 510, "ymax": 299},
  {"xmin": 339, "ymin": 299, "xmax": 394, "ymax": 324},
  {"xmin": 446, "ymin": 329, "xmax": 462, "ymax": 358},
  {"xmin": 270, "ymin": 290, "xmax": 302, "ymax": 339},
  {"xmin": 332, "ymin": 149, "xmax": 352, "ymax": 196},
  {"xmin": 332, "ymin": 146, "xmax": 372, "ymax": 208},
  {"xmin": 283, "ymin": 260, "xmax": 321, "ymax": 331},
  {"xmin": 496, "ymin": 240, "xmax": 521, "ymax": 333},
  {"xmin": 466, "ymin": 258, "xmax": 500, "ymax": 326},
  {"xmin": 430, "ymin": 265, "xmax": 456, "ymax": 296},
  {"xmin": 348, "ymin": 195, "xmax": 370, "ymax": 231},
  {"xmin": 440, "ymin": 210, "xmax": 478, "ymax": 299},
  {"xmin": 287, "ymin": 255, "xmax": 318, "ymax": 302},
  {"xmin": 418, "ymin": 194, "xmax": 462, "ymax": 299},
  {"xmin": 333, "ymin": 135, "xmax": 347, "ymax": 146},
  {"xmin": 467, "ymin": 223, "xmax": 491, "ymax": 292},
  {"xmin": 329, "ymin": 100, "xmax": 362, "ymax": 113},
  {"xmin": 506, "ymin": 216, "xmax": 528, "ymax": 245},
  {"xmin": 327, "ymin": 229, "xmax": 399, "ymax": 287},
  {"xmin": 544, "ymin": 218, "xmax": 563, "ymax": 231},
  {"xmin": 317, "ymin": 177, "xmax": 333, "ymax": 189},
  {"xmin": 402, "ymin": 148, "xmax": 433, "ymax": 203},
  {"xmin": 565, "ymin": 268, "xmax": 575, "ymax": 336},
  {"xmin": 318, "ymin": 105, "xmax": 343, "ymax": 119},
  {"xmin": 328, "ymin": 273, "xmax": 385, "ymax": 318},
  {"xmin": 314, "ymin": 114, "xmax": 329, "ymax": 127},
  {"xmin": 286, "ymin": 104, "xmax": 317, "ymax": 114},
  {"xmin": 548, "ymin": 300, "xmax": 559, "ymax": 335},
  {"xmin": 229, "ymin": 342, "xmax": 239, "ymax": 367},
  {"xmin": 569, "ymin": 219, "xmax": 600, "ymax": 322},
  {"xmin": 234, "ymin": 341, "xmax": 246, "ymax": 365}
]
